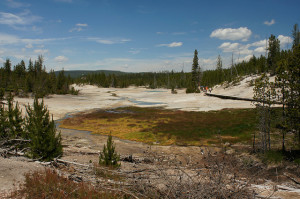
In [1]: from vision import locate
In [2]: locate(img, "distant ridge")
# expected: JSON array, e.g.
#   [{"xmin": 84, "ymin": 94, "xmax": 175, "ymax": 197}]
[{"xmin": 54, "ymin": 70, "xmax": 127, "ymax": 78}]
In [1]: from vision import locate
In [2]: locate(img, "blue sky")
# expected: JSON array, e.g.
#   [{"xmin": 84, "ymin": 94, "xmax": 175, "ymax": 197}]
[{"xmin": 0, "ymin": 0, "xmax": 299, "ymax": 72}]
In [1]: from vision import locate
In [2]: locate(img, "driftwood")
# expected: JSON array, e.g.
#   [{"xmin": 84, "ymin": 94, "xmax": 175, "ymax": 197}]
[
  {"xmin": 283, "ymin": 172, "xmax": 300, "ymax": 185},
  {"xmin": 277, "ymin": 185, "xmax": 300, "ymax": 193},
  {"xmin": 0, "ymin": 139, "xmax": 31, "ymax": 146},
  {"xmin": 55, "ymin": 158, "xmax": 91, "ymax": 167}
]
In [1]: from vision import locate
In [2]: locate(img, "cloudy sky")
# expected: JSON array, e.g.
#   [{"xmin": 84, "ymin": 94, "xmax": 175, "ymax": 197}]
[{"xmin": 0, "ymin": 0, "xmax": 299, "ymax": 72}]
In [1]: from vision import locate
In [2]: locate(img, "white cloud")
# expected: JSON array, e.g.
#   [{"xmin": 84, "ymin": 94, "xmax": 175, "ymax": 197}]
[
  {"xmin": 199, "ymin": 58, "xmax": 217, "ymax": 70},
  {"xmin": 5, "ymin": 0, "xmax": 30, "ymax": 8},
  {"xmin": 0, "ymin": 11, "xmax": 42, "ymax": 28},
  {"xmin": 69, "ymin": 23, "xmax": 88, "ymax": 32},
  {"xmin": 278, "ymin": 35, "xmax": 292, "ymax": 48},
  {"xmin": 0, "ymin": 57, "xmax": 4, "ymax": 64},
  {"xmin": 218, "ymin": 42, "xmax": 252, "ymax": 55},
  {"xmin": 237, "ymin": 55, "xmax": 254, "ymax": 63},
  {"xmin": 129, "ymin": 48, "xmax": 142, "ymax": 55},
  {"xmin": 0, "ymin": 33, "xmax": 20, "ymax": 44},
  {"xmin": 0, "ymin": 33, "xmax": 72, "ymax": 46},
  {"xmin": 219, "ymin": 42, "xmax": 240, "ymax": 52},
  {"xmin": 254, "ymin": 46, "xmax": 266, "ymax": 53},
  {"xmin": 34, "ymin": 49, "xmax": 49, "ymax": 54},
  {"xmin": 88, "ymin": 37, "xmax": 131, "ymax": 45},
  {"xmin": 251, "ymin": 39, "xmax": 267, "ymax": 47},
  {"xmin": 54, "ymin": 55, "xmax": 68, "ymax": 63},
  {"xmin": 210, "ymin": 27, "xmax": 252, "ymax": 41},
  {"xmin": 76, "ymin": 23, "xmax": 88, "ymax": 27},
  {"xmin": 244, "ymin": 55, "xmax": 253, "ymax": 61},
  {"xmin": 158, "ymin": 42, "xmax": 183, "ymax": 47},
  {"xmin": 264, "ymin": 19, "xmax": 275, "ymax": 26},
  {"xmin": 250, "ymin": 35, "xmax": 291, "ymax": 49},
  {"xmin": 25, "ymin": 43, "xmax": 33, "ymax": 48},
  {"xmin": 0, "ymin": 12, "xmax": 26, "ymax": 25}
]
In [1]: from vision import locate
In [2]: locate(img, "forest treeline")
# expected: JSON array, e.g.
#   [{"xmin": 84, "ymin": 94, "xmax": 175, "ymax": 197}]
[{"xmin": 0, "ymin": 55, "xmax": 75, "ymax": 98}]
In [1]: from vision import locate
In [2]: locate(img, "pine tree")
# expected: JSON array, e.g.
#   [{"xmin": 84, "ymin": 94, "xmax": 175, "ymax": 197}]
[
  {"xmin": 267, "ymin": 34, "xmax": 280, "ymax": 75},
  {"xmin": 57, "ymin": 69, "xmax": 68, "ymax": 94},
  {"xmin": 99, "ymin": 133, "xmax": 120, "ymax": 168},
  {"xmin": 7, "ymin": 93, "xmax": 24, "ymax": 139},
  {"xmin": 292, "ymin": 23, "xmax": 300, "ymax": 48},
  {"xmin": 25, "ymin": 97, "xmax": 62, "ymax": 161},
  {"xmin": 276, "ymin": 60, "xmax": 289, "ymax": 151},
  {"xmin": 216, "ymin": 55, "xmax": 224, "ymax": 83},
  {"xmin": 286, "ymin": 45, "xmax": 300, "ymax": 146},
  {"xmin": 253, "ymin": 74, "xmax": 276, "ymax": 152},
  {"xmin": 191, "ymin": 50, "xmax": 200, "ymax": 90},
  {"xmin": 0, "ymin": 102, "xmax": 9, "ymax": 139}
]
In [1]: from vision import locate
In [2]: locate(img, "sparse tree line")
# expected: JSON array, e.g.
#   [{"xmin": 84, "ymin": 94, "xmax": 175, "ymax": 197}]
[
  {"xmin": 0, "ymin": 55, "xmax": 76, "ymax": 98},
  {"xmin": 252, "ymin": 24, "xmax": 300, "ymax": 153},
  {"xmin": 75, "ymin": 70, "xmax": 190, "ymax": 90}
]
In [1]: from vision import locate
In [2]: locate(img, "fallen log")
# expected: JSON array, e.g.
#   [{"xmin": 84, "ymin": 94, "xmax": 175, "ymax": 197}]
[
  {"xmin": 55, "ymin": 158, "xmax": 90, "ymax": 167},
  {"xmin": 205, "ymin": 93, "xmax": 283, "ymax": 104}
]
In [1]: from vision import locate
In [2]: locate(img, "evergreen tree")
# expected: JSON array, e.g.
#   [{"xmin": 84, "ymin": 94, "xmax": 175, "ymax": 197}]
[
  {"xmin": 25, "ymin": 97, "xmax": 62, "ymax": 161},
  {"xmin": 3, "ymin": 59, "xmax": 11, "ymax": 88},
  {"xmin": 191, "ymin": 49, "xmax": 200, "ymax": 92},
  {"xmin": 216, "ymin": 55, "xmax": 224, "ymax": 83},
  {"xmin": 7, "ymin": 93, "xmax": 24, "ymax": 139},
  {"xmin": 286, "ymin": 45, "xmax": 300, "ymax": 146},
  {"xmin": 57, "ymin": 69, "xmax": 68, "ymax": 94},
  {"xmin": 253, "ymin": 74, "xmax": 276, "ymax": 152},
  {"xmin": 99, "ymin": 133, "xmax": 120, "ymax": 168},
  {"xmin": 276, "ymin": 60, "xmax": 289, "ymax": 151},
  {"xmin": 0, "ymin": 102, "xmax": 9, "ymax": 139},
  {"xmin": 216, "ymin": 54, "xmax": 222, "ymax": 70},
  {"xmin": 267, "ymin": 34, "xmax": 280, "ymax": 75},
  {"xmin": 292, "ymin": 23, "xmax": 300, "ymax": 48}
]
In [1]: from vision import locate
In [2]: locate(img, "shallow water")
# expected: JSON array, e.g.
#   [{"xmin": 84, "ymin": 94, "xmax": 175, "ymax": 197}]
[
  {"xmin": 128, "ymin": 99, "xmax": 165, "ymax": 106},
  {"xmin": 144, "ymin": 90, "xmax": 167, "ymax": 93}
]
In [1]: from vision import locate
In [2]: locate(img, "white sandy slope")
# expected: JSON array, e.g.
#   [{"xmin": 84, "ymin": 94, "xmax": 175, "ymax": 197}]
[{"xmin": 13, "ymin": 75, "xmax": 266, "ymax": 121}]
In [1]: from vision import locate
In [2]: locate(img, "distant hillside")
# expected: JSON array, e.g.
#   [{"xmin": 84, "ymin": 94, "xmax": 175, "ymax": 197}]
[{"xmin": 54, "ymin": 70, "xmax": 127, "ymax": 78}]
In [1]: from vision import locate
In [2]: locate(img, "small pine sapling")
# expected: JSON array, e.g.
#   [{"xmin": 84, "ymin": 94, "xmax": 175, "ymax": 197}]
[{"xmin": 99, "ymin": 133, "xmax": 120, "ymax": 168}]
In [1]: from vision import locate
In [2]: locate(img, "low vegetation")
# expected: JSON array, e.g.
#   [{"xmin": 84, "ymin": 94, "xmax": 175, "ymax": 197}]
[
  {"xmin": 99, "ymin": 134, "xmax": 120, "ymax": 168},
  {"xmin": 61, "ymin": 107, "xmax": 258, "ymax": 146},
  {"xmin": 10, "ymin": 169, "xmax": 128, "ymax": 199}
]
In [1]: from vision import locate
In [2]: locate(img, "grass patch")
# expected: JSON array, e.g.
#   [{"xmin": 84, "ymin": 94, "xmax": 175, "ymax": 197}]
[
  {"xmin": 60, "ymin": 107, "xmax": 258, "ymax": 146},
  {"xmin": 262, "ymin": 150, "xmax": 284, "ymax": 164}
]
